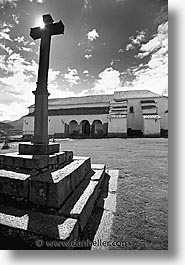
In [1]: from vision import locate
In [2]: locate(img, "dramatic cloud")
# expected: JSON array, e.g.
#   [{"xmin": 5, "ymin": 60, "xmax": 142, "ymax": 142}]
[
  {"xmin": 126, "ymin": 30, "xmax": 146, "ymax": 51},
  {"xmin": 125, "ymin": 43, "xmax": 135, "ymax": 51},
  {"xmin": 87, "ymin": 29, "xmax": 99, "ymax": 41},
  {"xmin": 47, "ymin": 68, "xmax": 62, "ymax": 96},
  {"xmin": 64, "ymin": 68, "xmax": 80, "ymax": 87},
  {"xmin": 0, "ymin": 0, "xmax": 167, "ymax": 120},
  {"xmin": 0, "ymin": 0, "xmax": 18, "ymax": 6},
  {"xmin": 0, "ymin": 43, "xmax": 13, "ymax": 55},
  {"xmin": 0, "ymin": 27, "xmax": 12, "ymax": 41},
  {"xmin": 0, "ymin": 102, "xmax": 28, "ymax": 121},
  {"xmin": 55, "ymin": 87, "xmax": 89, "ymax": 99},
  {"xmin": 0, "ymin": 0, "xmax": 45, "ymax": 6},
  {"xmin": 0, "ymin": 53, "xmax": 38, "ymax": 98},
  {"xmin": 14, "ymin": 36, "xmax": 29, "ymax": 46},
  {"xmin": 84, "ymin": 54, "xmax": 92, "ymax": 59},
  {"xmin": 21, "ymin": 47, "xmax": 32, "ymax": 52},
  {"xmin": 93, "ymin": 67, "xmax": 121, "ymax": 94},
  {"xmin": 129, "ymin": 22, "xmax": 168, "ymax": 95},
  {"xmin": 0, "ymin": 51, "xmax": 62, "ymax": 120},
  {"xmin": 78, "ymin": 28, "xmax": 98, "ymax": 60},
  {"xmin": 0, "ymin": 22, "xmax": 16, "ymax": 57},
  {"xmin": 84, "ymin": 47, "xmax": 94, "ymax": 59},
  {"xmin": 29, "ymin": 0, "xmax": 45, "ymax": 3},
  {"xmin": 110, "ymin": 59, "xmax": 120, "ymax": 66},
  {"xmin": 12, "ymin": 13, "xmax": 19, "ymax": 24},
  {"xmin": 118, "ymin": 48, "xmax": 124, "ymax": 53},
  {"xmin": 137, "ymin": 22, "xmax": 168, "ymax": 59},
  {"xmin": 83, "ymin": 0, "xmax": 92, "ymax": 11}
]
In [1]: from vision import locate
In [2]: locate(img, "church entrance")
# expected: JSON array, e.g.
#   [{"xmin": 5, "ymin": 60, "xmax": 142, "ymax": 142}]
[
  {"xmin": 92, "ymin": 120, "xmax": 103, "ymax": 137},
  {"xmin": 69, "ymin": 120, "xmax": 79, "ymax": 136},
  {"xmin": 81, "ymin": 120, "xmax": 90, "ymax": 136},
  {"xmin": 127, "ymin": 128, "xmax": 143, "ymax": 137}
]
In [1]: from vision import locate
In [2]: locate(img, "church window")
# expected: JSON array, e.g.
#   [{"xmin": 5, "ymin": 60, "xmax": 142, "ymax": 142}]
[{"xmin": 130, "ymin": 106, "xmax": 134, "ymax": 113}]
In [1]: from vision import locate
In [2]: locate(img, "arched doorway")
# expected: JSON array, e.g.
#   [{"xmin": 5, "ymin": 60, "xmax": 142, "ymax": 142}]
[
  {"xmin": 69, "ymin": 120, "xmax": 79, "ymax": 136},
  {"xmin": 92, "ymin": 120, "xmax": 103, "ymax": 136},
  {"xmin": 81, "ymin": 120, "xmax": 90, "ymax": 136}
]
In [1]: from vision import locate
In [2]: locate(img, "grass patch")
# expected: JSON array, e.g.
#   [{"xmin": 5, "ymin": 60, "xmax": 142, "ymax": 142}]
[{"xmin": 0, "ymin": 138, "xmax": 168, "ymax": 250}]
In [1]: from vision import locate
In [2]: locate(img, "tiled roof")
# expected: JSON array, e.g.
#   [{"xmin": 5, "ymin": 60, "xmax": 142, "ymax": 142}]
[
  {"xmin": 114, "ymin": 90, "xmax": 160, "ymax": 100},
  {"xmin": 29, "ymin": 94, "xmax": 114, "ymax": 108},
  {"xmin": 28, "ymin": 90, "xmax": 162, "ymax": 109}
]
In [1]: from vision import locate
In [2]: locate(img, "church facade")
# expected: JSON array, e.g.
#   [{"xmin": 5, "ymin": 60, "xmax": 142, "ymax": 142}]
[{"xmin": 23, "ymin": 90, "xmax": 168, "ymax": 139}]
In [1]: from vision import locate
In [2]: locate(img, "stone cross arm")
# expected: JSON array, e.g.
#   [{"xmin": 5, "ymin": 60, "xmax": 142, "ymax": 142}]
[
  {"xmin": 28, "ymin": 14, "xmax": 65, "ymax": 146},
  {"xmin": 30, "ymin": 19, "xmax": 64, "ymax": 40}
]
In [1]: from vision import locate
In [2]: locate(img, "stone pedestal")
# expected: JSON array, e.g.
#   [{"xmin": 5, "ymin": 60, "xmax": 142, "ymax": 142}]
[
  {"xmin": 0, "ymin": 144, "xmax": 109, "ymax": 248},
  {"xmin": 0, "ymin": 151, "xmax": 73, "ymax": 170},
  {"xmin": 0, "ymin": 162, "xmax": 106, "ymax": 241},
  {"xmin": 19, "ymin": 142, "xmax": 60, "ymax": 155}
]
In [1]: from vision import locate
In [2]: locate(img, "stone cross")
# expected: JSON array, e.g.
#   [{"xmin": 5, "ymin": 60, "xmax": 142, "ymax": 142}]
[{"xmin": 30, "ymin": 14, "xmax": 64, "ymax": 145}]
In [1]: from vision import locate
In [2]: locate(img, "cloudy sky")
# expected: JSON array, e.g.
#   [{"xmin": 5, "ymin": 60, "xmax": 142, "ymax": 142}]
[{"xmin": 0, "ymin": 0, "xmax": 168, "ymax": 121}]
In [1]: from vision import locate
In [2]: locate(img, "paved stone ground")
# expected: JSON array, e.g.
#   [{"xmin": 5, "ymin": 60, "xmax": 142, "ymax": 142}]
[{"xmin": 0, "ymin": 138, "xmax": 168, "ymax": 250}]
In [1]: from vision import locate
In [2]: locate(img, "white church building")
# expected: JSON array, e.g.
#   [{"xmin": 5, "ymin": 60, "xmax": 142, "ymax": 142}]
[{"xmin": 23, "ymin": 90, "xmax": 168, "ymax": 139}]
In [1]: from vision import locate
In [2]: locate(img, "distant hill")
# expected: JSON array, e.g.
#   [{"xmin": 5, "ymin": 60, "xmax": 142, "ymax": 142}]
[
  {"xmin": 1, "ymin": 120, "xmax": 11, "ymax": 123},
  {"xmin": 0, "ymin": 116, "xmax": 24, "ymax": 131},
  {"xmin": 0, "ymin": 122, "xmax": 14, "ymax": 130},
  {"xmin": 8, "ymin": 117, "xmax": 24, "ymax": 131}
]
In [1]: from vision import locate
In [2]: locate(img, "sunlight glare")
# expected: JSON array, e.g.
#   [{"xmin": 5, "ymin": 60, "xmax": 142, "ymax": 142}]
[{"xmin": 35, "ymin": 17, "xmax": 45, "ymax": 29}]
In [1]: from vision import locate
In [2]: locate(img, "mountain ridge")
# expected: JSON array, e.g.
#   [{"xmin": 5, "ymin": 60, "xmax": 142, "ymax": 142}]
[{"xmin": 0, "ymin": 117, "xmax": 24, "ymax": 131}]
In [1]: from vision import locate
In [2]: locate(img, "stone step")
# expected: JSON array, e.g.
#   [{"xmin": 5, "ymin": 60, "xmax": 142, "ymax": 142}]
[
  {"xmin": 29, "ymin": 156, "xmax": 91, "ymax": 208},
  {"xmin": 0, "ymin": 164, "xmax": 106, "ymax": 247},
  {"xmin": 90, "ymin": 169, "xmax": 119, "ymax": 250},
  {"xmin": 59, "ymin": 165, "xmax": 106, "ymax": 231},
  {"xmin": 58, "ymin": 171, "xmax": 94, "ymax": 216},
  {"xmin": 0, "ymin": 204, "xmax": 79, "ymax": 242}
]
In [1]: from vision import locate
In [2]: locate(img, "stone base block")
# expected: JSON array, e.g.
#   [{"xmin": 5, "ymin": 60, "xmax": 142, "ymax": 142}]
[
  {"xmin": 19, "ymin": 142, "xmax": 60, "ymax": 155},
  {"xmin": 0, "ymin": 164, "xmax": 106, "ymax": 248},
  {"xmin": 0, "ymin": 152, "xmax": 57, "ymax": 170},
  {"xmin": 0, "ymin": 151, "xmax": 73, "ymax": 199},
  {"xmin": 0, "ymin": 151, "xmax": 73, "ymax": 170},
  {"xmin": 0, "ymin": 169, "xmax": 30, "ymax": 198},
  {"xmin": 29, "ymin": 156, "xmax": 91, "ymax": 208}
]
